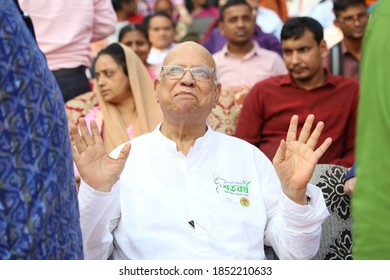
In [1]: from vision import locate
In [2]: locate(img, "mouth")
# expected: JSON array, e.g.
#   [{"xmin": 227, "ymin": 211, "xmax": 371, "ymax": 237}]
[
  {"xmin": 174, "ymin": 91, "xmax": 196, "ymax": 99},
  {"xmin": 101, "ymin": 89, "xmax": 110, "ymax": 96},
  {"xmin": 290, "ymin": 68, "xmax": 305, "ymax": 75},
  {"xmin": 235, "ymin": 30, "xmax": 246, "ymax": 37}
]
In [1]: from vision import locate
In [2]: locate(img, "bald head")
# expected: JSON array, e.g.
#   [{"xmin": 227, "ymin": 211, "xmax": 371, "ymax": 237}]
[{"xmin": 163, "ymin": 42, "xmax": 217, "ymax": 69}]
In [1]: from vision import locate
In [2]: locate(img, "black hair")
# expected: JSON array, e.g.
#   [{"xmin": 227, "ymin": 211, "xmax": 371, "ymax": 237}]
[
  {"xmin": 218, "ymin": 0, "xmax": 252, "ymax": 22},
  {"xmin": 111, "ymin": 0, "xmax": 133, "ymax": 12},
  {"xmin": 333, "ymin": 0, "xmax": 366, "ymax": 17},
  {"xmin": 96, "ymin": 43, "xmax": 128, "ymax": 75},
  {"xmin": 281, "ymin": 17, "xmax": 323, "ymax": 44},
  {"xmin": 143, "ymin": 11, "xmax": 175, "ymax": 31},
  {"xmin": 118, "ymin": 23, "xmax": 149, "ymax": 43},
  {"xmin": 185, "ymin": 0, "xmax": 212, "ymax": 14}
]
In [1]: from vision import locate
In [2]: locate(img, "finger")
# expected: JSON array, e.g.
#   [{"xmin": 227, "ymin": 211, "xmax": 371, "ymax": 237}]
[
  {"xmin": 306, "ymin": 121, "xmax": 324, "ymax": 149},
  {"xmin": 90, "ymin": 120, "xmax": 104, "ymax": 145},
  {"xmin": 286, "ymin": 115, "xmax": 299, "ymax": 142},
  {"xmin": 78, "ymin": 118, "xmax": 94, "ymax": 147},
  {"xmin": 71, "ymin": 142, "xmax": 80, "ymax": 163},
  {"xmin": 314, "ymin": 137, "xmax": 332, "ymax": 159},
  {"xmin": 70, "ymin": 122, "xmax": 87, "ymax": 153},
  {"xmin": 116, "ymin": 143, "xmax": 132, "ymax": 164},
  {"xmin": 344, "ymin": 178, "xmax": 355, "ymax": 197},
  {"xmin": 344, "ymin": 184, "xmax": 352, "ymax": 197},
  {"xmin": 272, "ymin": 139, "xmax": 286, "ymax": 166},
  {"xmin": 298, "ymin": 114, "xmax": 315, "ymax": 143}
]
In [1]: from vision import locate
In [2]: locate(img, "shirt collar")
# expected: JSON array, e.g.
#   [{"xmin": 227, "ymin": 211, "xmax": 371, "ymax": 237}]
[
  {"xmin": 222, "ymin": 41, "xmax": 263, "ymax": 60},
  {"xmin": 154, "ymin": 122, "xmax": 213, "ymax": 153}
]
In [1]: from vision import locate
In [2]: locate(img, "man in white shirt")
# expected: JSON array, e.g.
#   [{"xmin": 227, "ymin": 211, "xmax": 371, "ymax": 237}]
[
  {"xmin": 71, "ymin": 41, "xmax": 331, "ymax": 260},
  {"xmin": 145, "ymin": 11, "xmax": 177, "ymax": 65}
]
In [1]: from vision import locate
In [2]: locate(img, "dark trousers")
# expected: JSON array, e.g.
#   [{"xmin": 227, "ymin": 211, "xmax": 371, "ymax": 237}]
[{"xmin": 52, "ymin": 66, "xmax": 91, "ymax": 102}]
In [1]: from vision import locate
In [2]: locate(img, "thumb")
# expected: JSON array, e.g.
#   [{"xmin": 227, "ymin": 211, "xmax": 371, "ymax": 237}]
[{"xmin": 116, "ymin": 143, "xmax": 131, "ymax": 164}]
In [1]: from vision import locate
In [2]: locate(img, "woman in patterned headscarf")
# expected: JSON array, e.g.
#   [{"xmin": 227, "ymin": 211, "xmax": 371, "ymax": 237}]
[{"xmin": 83, "ymin": 43, "xmax": 163, "ymax": 153}]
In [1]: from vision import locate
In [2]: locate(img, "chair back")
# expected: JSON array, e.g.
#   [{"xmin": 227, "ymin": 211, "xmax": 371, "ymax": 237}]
[{"xmin": 310, "ymin": 164, "xmax": 353, "ymax": 260}]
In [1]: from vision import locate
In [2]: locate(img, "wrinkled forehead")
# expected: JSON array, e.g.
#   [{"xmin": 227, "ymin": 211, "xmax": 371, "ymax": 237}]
[{"xmin": 163, "ymin": 43, "xmax": 216, "ymax": 69}]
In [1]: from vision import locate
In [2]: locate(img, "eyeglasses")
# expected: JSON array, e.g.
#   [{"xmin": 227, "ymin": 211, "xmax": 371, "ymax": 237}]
[
  {"xmin": 339, "ymin": 12, "xmax": 369, "ymax": 25},
  {"xmin": 160, "ymin": 65, "xmax": 215, "ymax": 81}
]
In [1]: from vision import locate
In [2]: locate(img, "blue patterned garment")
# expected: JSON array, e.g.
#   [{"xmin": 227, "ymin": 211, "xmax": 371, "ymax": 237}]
[{"xmin": 0, "ymin": 0, "xmax": 83, "ymax": 259}]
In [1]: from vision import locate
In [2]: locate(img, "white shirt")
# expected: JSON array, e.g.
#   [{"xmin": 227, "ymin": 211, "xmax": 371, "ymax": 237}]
[
  {"xmin": 78, "ymin": 125, "xmax": 329, "ymax": 259},
  {"xmin": 309, "ymin": 0, "xmax": 335, "ymax": 29},
  {"xmin": 256, "ymin": 7, "xmax": 284, "ymax": 41},
  {"xmin": 147, "ymin": 43, "xmax": 177, "ymax": 65}
]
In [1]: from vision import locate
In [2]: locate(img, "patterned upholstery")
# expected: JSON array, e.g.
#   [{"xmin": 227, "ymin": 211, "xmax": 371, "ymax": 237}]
[
  {"xmin": 64, "ymin": 91, "xmax": 98, "ymax": 126},
  {"xmin": 310, "ymin": 164, "xmax": 352, "ymax": 260},
  {"xmin": 207, "ymin": 85, "xmax": 251, "ymax": 135}
]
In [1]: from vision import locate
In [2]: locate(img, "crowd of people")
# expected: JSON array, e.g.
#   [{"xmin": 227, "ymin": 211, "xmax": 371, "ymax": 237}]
[{"xmin": 1, "ymin": 0, "xmax": 386, "ymax": 260}]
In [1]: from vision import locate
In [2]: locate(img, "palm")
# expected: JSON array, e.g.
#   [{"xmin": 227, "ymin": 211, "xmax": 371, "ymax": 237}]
[
  {"xmin": 273, "ymin": 115, "xmax": 332, "ymax": 202},
  {"xmin": 275, "ymin": 141, "xmax": 318, "ymax": 190},
  {"xmin": 70, "ymin": 119, "xmax": 130, "ymax": 192}
]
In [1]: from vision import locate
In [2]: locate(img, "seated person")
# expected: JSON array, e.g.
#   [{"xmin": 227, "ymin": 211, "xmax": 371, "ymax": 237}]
[
  {"xmin": 72, "ymin": 41, "xmax": 331, "ymax": 260},
  {"xmin": 144, "ymin": 11, "xmax": 178, "ymax": 65},
  {"xmin": 84, "ymin": 43, "xmax": 162, "ymax": 153},
  {"xmin": 235, "ymin": 17, "xmax": 358, "ymax": 168},
  {"xmin": 119, "ymin": 23, "xmax": 160, "ymax": 79},
  {"xmin": 201, "ymin": 0, "xmax": 282, "ymax": 56},
  {"xmin": 208, "ymin": 0, "xmax": 287, "ymax": 135}
]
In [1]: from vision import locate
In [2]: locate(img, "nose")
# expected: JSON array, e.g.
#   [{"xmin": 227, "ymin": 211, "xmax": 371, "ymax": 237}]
[
  {"xmin": 97, "ymin": 75, "xmax": 106, "ymax": 87},
  {"xmin": 180, "ymin": 69, "xmax": 195, "ymax": 86},
  {"xmin": 290, "ymin": 51, "xmax": 300, "ymax": 65},
  {"xmin": 237, "ymin": 18, "xmax": 245, "ymax": 28},
  {"xmin": 353, "ymin": 17, "xmax": 362, "ymax": 26}
]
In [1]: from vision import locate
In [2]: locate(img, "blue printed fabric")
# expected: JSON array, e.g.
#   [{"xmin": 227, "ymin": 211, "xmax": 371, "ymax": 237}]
[{"xmin": 0, "ymin": 0, "xmax": 83, "ymax": 259}]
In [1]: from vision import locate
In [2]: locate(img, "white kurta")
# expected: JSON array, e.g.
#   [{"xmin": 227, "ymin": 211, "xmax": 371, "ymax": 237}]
[{"xmin": 78, "ymin": 125, "xmax": 329, "ymax": 259}]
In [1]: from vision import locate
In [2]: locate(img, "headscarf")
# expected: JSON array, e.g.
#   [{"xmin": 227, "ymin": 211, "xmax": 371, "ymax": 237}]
[
  {"xmin": 0, "ymin": 0, "xmax": 83, "ymax": 259},
  {"xmin": 94, "ymin": 43, "xmax": 163, "ymax": 152}
]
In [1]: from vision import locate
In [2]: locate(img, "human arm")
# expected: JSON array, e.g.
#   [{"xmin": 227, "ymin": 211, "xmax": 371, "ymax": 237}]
[
  {"xmin": 273, "ymin": 114, "xmax": 332, "ymax": 204},
  {"xmin": 71, "ymin": 118, "xmax": 131, "ymax": 258},
  {"xmin": 264, "ymin": 114, "xmax": 331, "ymax": 259},
  {"xmin": 176, "ymin": 3, "xmax": 192, "ymax": 26},
  {"xmin": 264, "ymin": 181, "xmax": 329, "ymax": 259},
  {"xmin": 330, "ymin": 84, "xmax": 359, "ymax": 167},
  {"xmin": 235, "ymin": 85, "xmax": 265, "ymax": 147},
  {"xmin": 344, "ymin": 163, "xmax": 356, "ymax": 197},
  {"xmin": 78, "ymin": 179, "xmax": 122, "ymax": 259},
  {"xmin": 92, "ymin": 0, "xmax": 117, "ymax": 41}
]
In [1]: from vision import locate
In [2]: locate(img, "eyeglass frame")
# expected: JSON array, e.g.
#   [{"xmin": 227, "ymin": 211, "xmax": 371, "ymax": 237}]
[
  {"xmin": 160, "ymin": 65, "xmax": 217, "ymax": 82},
  {"xmin": 338, "ymin": 12, "xmax": 369, "ymax": 25}
]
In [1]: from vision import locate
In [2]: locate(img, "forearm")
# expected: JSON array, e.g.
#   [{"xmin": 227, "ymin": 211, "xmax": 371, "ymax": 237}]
[
  {"xmin": 78, "ymin": 179, "xmax": 121, "ymax": 259},
  {"xmin": 265, "ymin": 184, "xmax": 329, "ymax": 259},
  {"xmin": 92, "ymin": 0, "xmax": 117, "ymax": 41}
]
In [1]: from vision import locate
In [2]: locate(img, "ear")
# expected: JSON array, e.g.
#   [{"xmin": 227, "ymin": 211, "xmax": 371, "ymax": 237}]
[
  {"xmin": 218, "ymin": 21, "xmax": 225, "ymax": 36},
  {"xmin": 154, "ymin": 78, "xmax": 160, "ymax": 104},
  {"xmin": 333, "ymin": 18, "xmax": 340, "ymax": 28},
  {"xmin": 319, "ymin": 39, "xmax": 328, "ymax": 59},
  {"xmin": 212, "ymin": 82, "xmax": 222, "ymax": 108}
]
